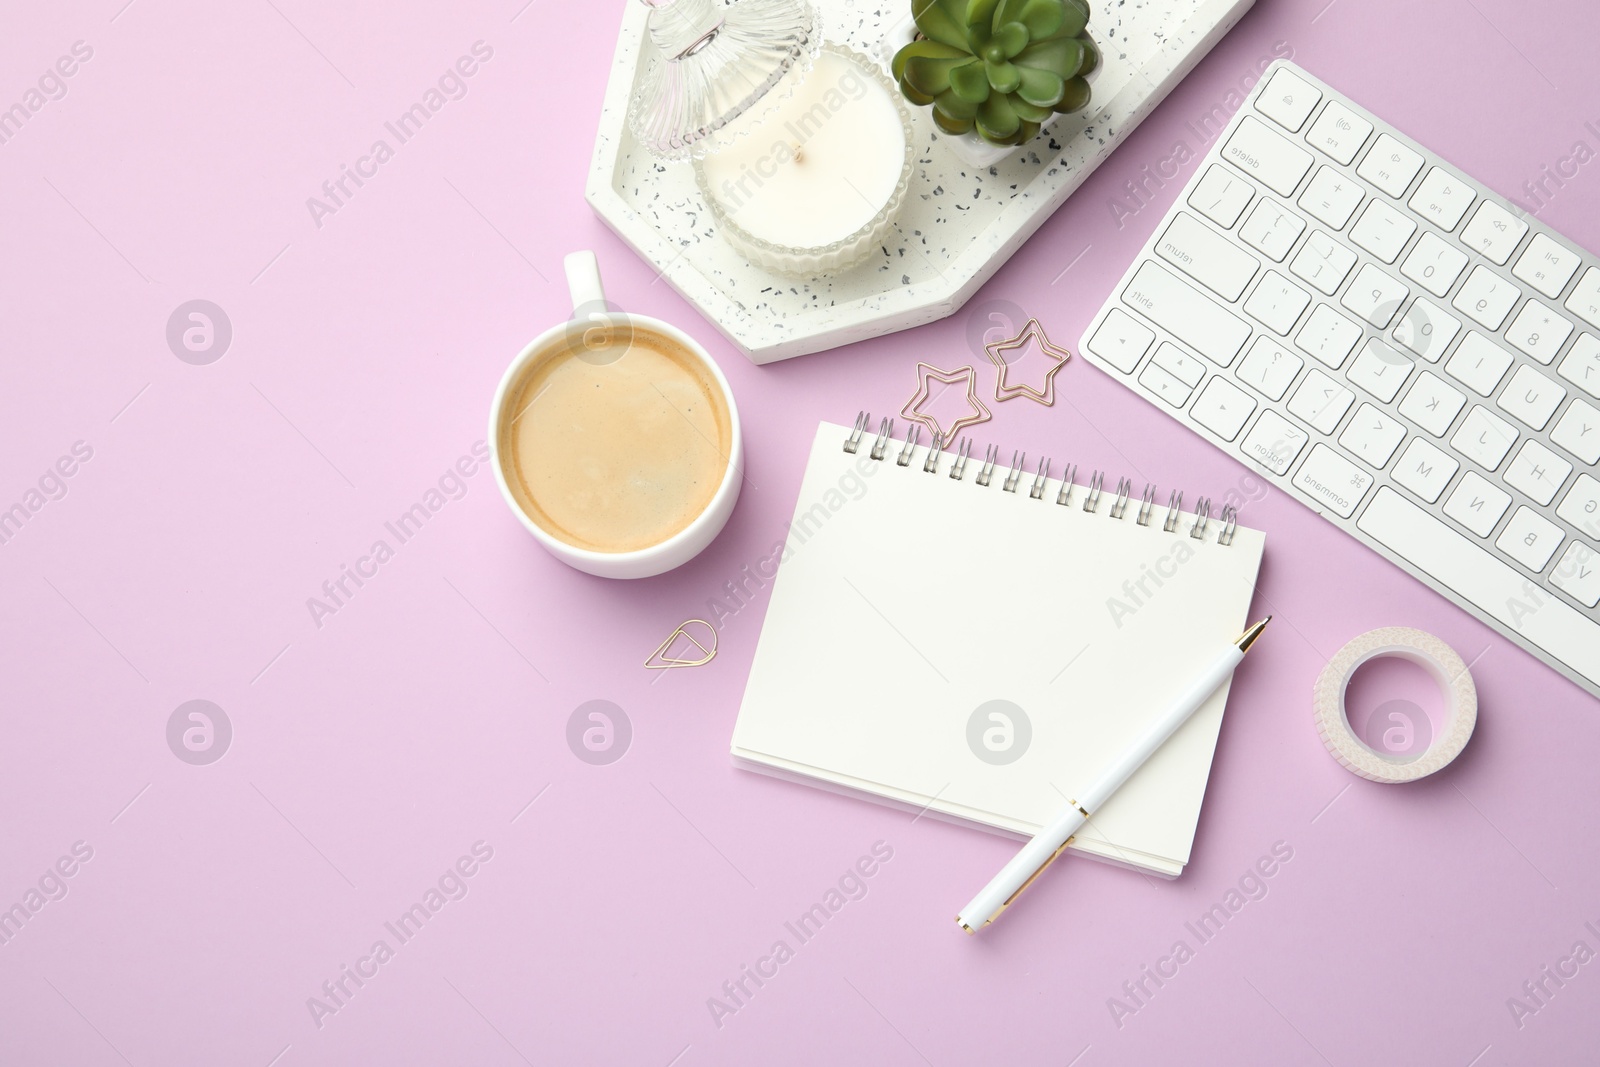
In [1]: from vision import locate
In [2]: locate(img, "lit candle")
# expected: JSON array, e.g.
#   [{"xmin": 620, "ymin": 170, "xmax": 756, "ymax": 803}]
[{"xmin": 698, "ymin": 47, "xmax": 910, "ymax": 267}]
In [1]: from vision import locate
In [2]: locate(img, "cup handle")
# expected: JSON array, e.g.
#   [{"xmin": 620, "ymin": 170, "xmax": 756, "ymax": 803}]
[{"xmin": 564, "ymin": 251, "xmax": 606, "ymax": 319}]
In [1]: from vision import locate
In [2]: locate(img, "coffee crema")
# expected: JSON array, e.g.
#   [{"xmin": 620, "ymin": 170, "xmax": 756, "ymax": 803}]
[{"xmin": 498, "ymin": 325, "xmax": 732, "ymax": 554}]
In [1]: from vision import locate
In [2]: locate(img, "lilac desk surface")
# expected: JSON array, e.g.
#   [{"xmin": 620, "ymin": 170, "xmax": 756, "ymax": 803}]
[{"xmin": 3, "ymin": 0, "xmax": 1598, "ymax": 1063}]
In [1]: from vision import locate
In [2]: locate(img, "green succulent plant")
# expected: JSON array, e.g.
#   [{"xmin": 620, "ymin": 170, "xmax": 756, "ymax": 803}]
[{"xmin": 892, "ymin": 0, "xmax": 1098, "ymax": 146}]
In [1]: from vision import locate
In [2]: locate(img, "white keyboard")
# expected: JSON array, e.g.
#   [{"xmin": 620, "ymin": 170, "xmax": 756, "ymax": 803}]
[{"xmin": 1082, "ymin": 60, "xmax": 1600, "ymax": 699}]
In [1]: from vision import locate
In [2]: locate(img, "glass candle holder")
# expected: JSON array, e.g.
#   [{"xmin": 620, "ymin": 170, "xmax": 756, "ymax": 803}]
[
  {"xmin": 692, "ymin": 45, "xmax": 914, "ymax": 276},
  {"xmin": 628, "ymin": 0, "xmax": 822, "ymax": 160}
]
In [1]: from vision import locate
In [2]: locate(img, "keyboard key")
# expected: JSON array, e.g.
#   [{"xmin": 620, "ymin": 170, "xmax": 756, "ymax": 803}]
[
  {"xmin": 1557, "ymin": 474, "xmax": 1600, "ymax": 536},
  {"xmin": 1350, "ymin": 199, "xmax": 1417, "ymax": 263},
  {"xmin": 1157, "ymin": 212, "xmax": 1260, "ymax": 300},
  {"xmin": 1256, "ymin": 67, "xmax": 1321, "ymax": 132},
  {"xmin": 1190, "ymin": 377, "xmax": 1256, "ymax": 441},
  {"xmin": 1392, "ymin": 438, "xmax": 1459, "ymax": 503},
  {"xmin": 1138, "ymin": 361, "xmax": 1192, "ymax": 407},
  {"xmin": 1399, "ymin": 232, "xmax": 1468, "ymax": 297},
  {"xmin": 1346, "ymin": 338, "xmax": 1414, "ymax": 402},
  {"xmin": 1461, "ymin": 200, "xmax": 1528, "ymax": 265},
  {"xmin": 1294, "ymin": 443, "xmax": 1373, "ymax": 517},
  {"xmin": 1342, "ymin": 263, "xmax": 1409, "ymax": 328},
  {"xmin": 1399, "ymin": 371, "xmax": 1467, "ymax": 437},
  {"xmin": 1504, "ymin": 300, "xmax": 1573, "ymax": 365},
  {"xmin": 1240, "ymin": 409, "xmax": 1309, "ymax": 474},
  {"xmin": 1237, "ymin": 335, "xmax": 1303, "ymax": 400},
  {"xmin": 1558, "ymin": 333, "xmax": 1600, "ymax": 397},
  {"xmin": 1338, "ymin": 403, "xmax": 1406, "ymax": 468},
  {"xmin": 1496, "ymin": 506, "xmax": 1564, "ymax": 571},
  {"xmin": 1445, "ymin": 332, "xmax": 1514, "ymax": 396},
  {"xmin": 1289, "ymin": 230, "xmax": 1357, "ymax": 294},
  {"xmin": 1151, "ymin": 341, "xmax": 1206, "ymax": 387},
  {"xmin": 1296, "ymin": 304, "xmax": 1363, "ymax": 368},
  {"xmin": 1513, "ymin": 233, "xmax": 1582, "ymax": 300},
  {"xmin": 1451, "ymin": 265, "xmax": 1521, "ymax": 330},
  {"xmin": 1088, "ymin": 308, "xmax": 1155, "ymax": 372},
  {"xmin": 1244, "ymin": 271, "xmax": 1311, "ymax": 334},
  {"xmin": 1408, "ymin": 166, "xmax": 1476, "ymax": 231},
  {"xmin": 1496, "ymin": 365, "xmax": 1566, "ymax": 431},
  {"xmin": 1550, "ymin": 542, "xmax": 1600, "ymax": 608},
  {"xmin": 1563, "ymin": 267, "xmax": 1600, "ymax": 330},
  {"xmin": 1551, "ymin": 398, "xmax": 1600, "ymax": 465},
  {"xmin": 1392, "ymin": 298, "xmax": 1461, "ymax": 362},
  {"xmin": 1224, "ymin": 117, "xmax": 1314, "ymax": 197},
  {"xmin": 1123, "ymin": 262, "xmax": 1252, "ymax": 366},
  {"xmin": 1304, "ymin": 100, "xmax": 1372, "ymax": 165},
  {"xmin": 1356, "ymin": 133, "xmax": 1424, "ymax": 197},
  {"xmin": 1451, "ymin": 404, "xmax": 1518, "ymax": 470},
  {"xmin": 1444, "ymin": 471, "xmax": 1512, "ymax": 536},
  {"xmin": 1360, "ymin": 488, "xmax": 1600, "ymax": 683},
  {"xmin": 1289, "ymin": 368, "xmax": 1356, "ymax": 433},
  {"xmin": 1504, "ymin": 439, "xmax": 1572, "ymax": 506},
  {"xmin": 1188, "ymin": 164, "xmax": 1255, "ymax": 228},
  {"xmin": 1298, "ymin": 165, "xmax": 1364, "ymax": 229},
  {"xmin": 1239, "ymin": 198, "xmax": 1305, "ymax": 262}
]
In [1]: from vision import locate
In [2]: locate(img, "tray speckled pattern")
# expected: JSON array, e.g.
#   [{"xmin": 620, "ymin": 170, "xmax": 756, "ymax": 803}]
[{"xmin": 586, "ymin": 0, "xmax": 1256, "ymax": 363}]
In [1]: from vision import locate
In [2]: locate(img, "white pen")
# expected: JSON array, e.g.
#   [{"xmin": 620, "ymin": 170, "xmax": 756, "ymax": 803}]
[{"xmin": 957, "ymin": 617, "xmax": 1271, "ymax": 934}]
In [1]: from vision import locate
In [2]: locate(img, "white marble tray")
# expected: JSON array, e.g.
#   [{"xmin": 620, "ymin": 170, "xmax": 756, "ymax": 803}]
[{"xmin": 585, "ymin": 0, "xmax": 1256, "ymax": 364}]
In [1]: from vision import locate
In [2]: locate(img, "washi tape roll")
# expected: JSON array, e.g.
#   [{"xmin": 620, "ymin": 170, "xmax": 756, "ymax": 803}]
[{"xmin": 1312, "ymin": 627, "xmax": 1478, "ymax": 783}]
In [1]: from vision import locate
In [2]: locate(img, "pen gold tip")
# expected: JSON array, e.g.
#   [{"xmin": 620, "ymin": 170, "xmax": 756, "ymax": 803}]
[{"xmin": 1234, "ymin": 617, "xmax": 1270, "ymax": 653}]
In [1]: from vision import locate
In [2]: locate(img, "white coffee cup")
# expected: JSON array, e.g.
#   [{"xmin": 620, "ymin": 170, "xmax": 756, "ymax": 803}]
[{"xmin": 488, "ymin": 251, "xmax": 743, "ymax": 579}]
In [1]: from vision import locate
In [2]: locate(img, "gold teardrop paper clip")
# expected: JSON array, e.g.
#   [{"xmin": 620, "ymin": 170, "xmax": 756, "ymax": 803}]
[{"xmin": 644, "ymin": 619, "xmax": 719, "ymax": 670}]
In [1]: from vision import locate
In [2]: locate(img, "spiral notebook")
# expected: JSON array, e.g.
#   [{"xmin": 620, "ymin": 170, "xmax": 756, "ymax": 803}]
[{"xmin": 731, "ymin": 418, "xmax": 1267, "ymax": 877}]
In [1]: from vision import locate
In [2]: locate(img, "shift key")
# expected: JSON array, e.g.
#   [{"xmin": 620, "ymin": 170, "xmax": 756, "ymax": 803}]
[
  {"xmin": 1156, "ymin": 212, "xmax": 1260, "ymax": 300},
  {"xmin": 1122, "ymin": 261, "xmax": 1253, "ymax": 366}
]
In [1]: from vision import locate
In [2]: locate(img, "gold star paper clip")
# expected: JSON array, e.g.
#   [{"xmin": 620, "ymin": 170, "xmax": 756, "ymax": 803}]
[
  {"xmin": 645, "ymin": 619, "xmax": 718, "ymax": 670},
  {"xmin": 985, "ymin": 318, "xmax": 1071, "ymax": 405},
  {"xmin": 900, "ymin": 363, "xmax": 992, "ymax": 446}
]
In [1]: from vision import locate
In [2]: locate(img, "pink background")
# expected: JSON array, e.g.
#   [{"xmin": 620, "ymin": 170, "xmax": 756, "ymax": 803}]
[{"xmin": 3, "ymin": 0, "xmax": 1598, "ymax": 1063}]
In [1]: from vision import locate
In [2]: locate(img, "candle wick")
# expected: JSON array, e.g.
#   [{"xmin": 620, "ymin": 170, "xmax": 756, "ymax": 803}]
[{"xmin": 793, "ymin": 144, "xmax": 803, "ymax": 163}]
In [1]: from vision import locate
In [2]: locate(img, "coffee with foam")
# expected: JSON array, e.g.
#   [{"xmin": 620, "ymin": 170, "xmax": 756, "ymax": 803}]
[{"xmin": 497, "ymin": 323, "xmax": 733, "ymax": 554}]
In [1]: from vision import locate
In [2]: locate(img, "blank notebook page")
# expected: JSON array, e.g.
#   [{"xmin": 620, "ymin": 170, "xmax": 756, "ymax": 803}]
[{"xmin": 731, "ymin": 421, "xmax": 1266, "ymax": 876}]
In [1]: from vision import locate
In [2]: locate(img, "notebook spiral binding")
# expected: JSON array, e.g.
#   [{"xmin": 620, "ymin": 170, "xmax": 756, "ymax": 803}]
[{"xmin": 844, "ymin": 411, "xmax": 1239, "ymax": 546}]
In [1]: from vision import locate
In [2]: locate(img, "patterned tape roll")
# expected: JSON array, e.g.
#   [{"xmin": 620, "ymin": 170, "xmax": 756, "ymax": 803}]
[{"xmin": 1312, "ymin": 627, "xmax": 1478, "ymax": 783}]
